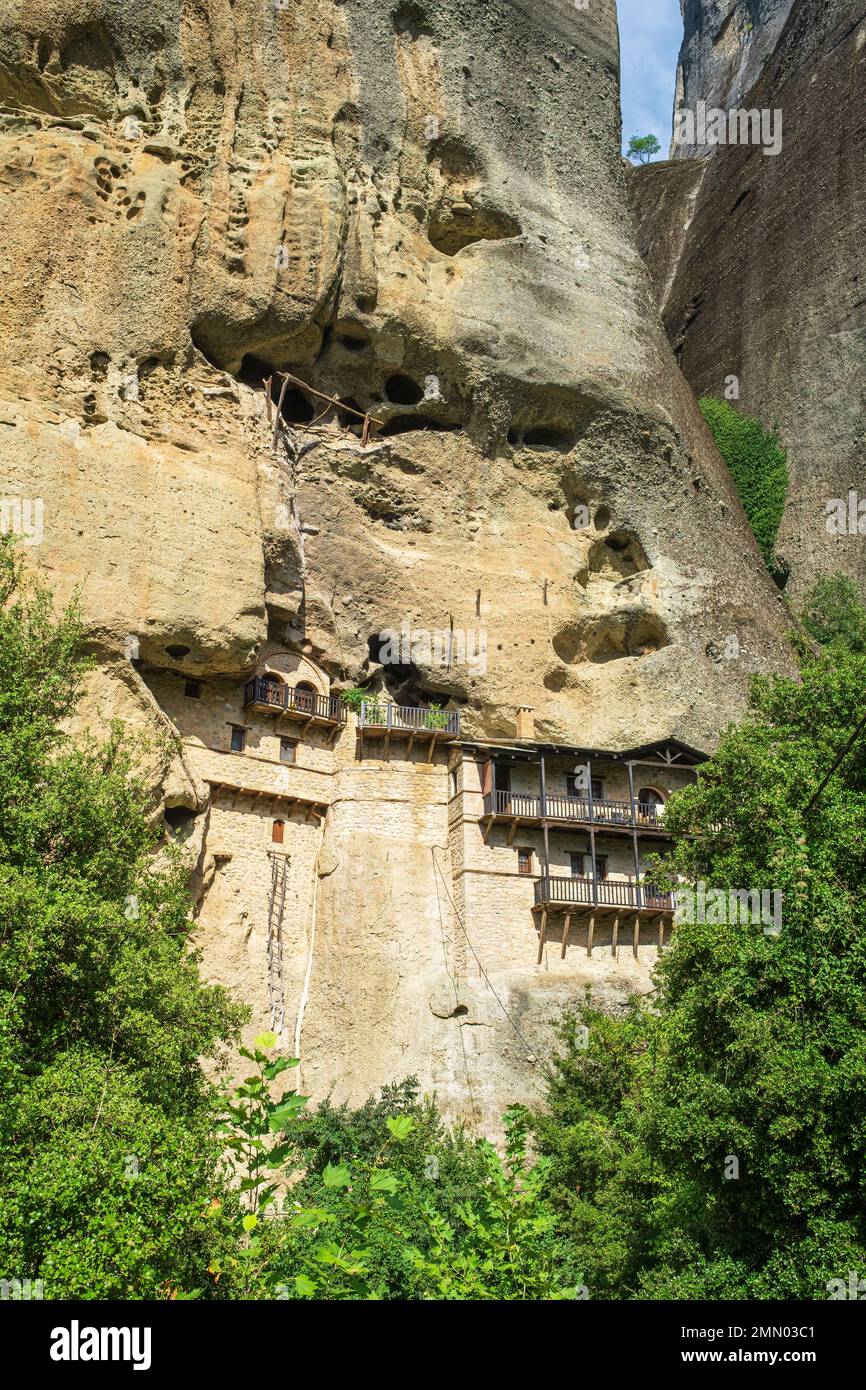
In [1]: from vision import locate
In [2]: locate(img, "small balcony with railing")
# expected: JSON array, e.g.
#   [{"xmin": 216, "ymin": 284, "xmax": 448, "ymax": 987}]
[
  {"xmin": 357, "ymin": 699, "xmax": 460, "ymax": 751},
  {"xmin": 482, "ymin": 788, "xmax": 668, "ymax": 835},
  {"xmin": 243, "ymin": 676, "xmax": 346, "ymax": 728},
  {"xmin": 533, "ymin": 873, "xmax": 674, "ymax": 916}
]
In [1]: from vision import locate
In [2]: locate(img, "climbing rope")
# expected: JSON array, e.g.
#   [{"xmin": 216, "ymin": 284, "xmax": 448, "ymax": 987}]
[{"xmin": 430, "ymin": 846, "xmax": 545, "ymax": 1066}]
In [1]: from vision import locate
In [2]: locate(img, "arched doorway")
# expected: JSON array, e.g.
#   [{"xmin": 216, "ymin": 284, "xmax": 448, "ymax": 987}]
[
  {"xmin": 637, "ymin": 787, "xmax": 665, "ymax": 825},
  {"xmin": 292, "ymin": 680, "xmax": 318, "ymax": 714},
  {"xmin": 259, "ymin": 672, "xmax": 287, "ymax": 708}
]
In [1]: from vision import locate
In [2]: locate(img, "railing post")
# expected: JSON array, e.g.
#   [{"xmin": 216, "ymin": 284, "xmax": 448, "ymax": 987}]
[{"xmin": 627, "ymin": 761, "xmax": 642, "ymax": 909}]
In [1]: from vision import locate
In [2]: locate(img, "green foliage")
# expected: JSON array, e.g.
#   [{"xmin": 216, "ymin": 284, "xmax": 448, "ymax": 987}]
[
  {"xmin": 801, "ymin": 572, "xmax": 866, "ymax": 654},
  {"xmin": 407, "ymin": 1107, "xmax": 577, "ymax": 1300},
  {"xmin": 627, "ymin": 133, "xmax": 661, "ymax": 164},
  {"xmin": 535, "ymin": 623, "xmax": 866, "ymax": 1298},
  {"xmin": 423, "ymin": 703, "xmax": 448, "ymax": 730},
  {"xmin": 339, "ymin": 686, "xmax": 367, "ymax": 714},
  {"xmin": 0, "ymin": 540, "xmax": 245, "ymax": 1298},
  {"xmin": 699, "ymin": 396, "xmax": 789, "ymax": 577},
  {"xmin": 214, "ymin": 1069, "xmax": 573, "ymax": 1300}
]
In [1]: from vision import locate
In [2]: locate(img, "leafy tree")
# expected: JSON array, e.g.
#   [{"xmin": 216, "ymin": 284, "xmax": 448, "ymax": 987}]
[
  {"xmin": 699, "ymin": 396, "xmax": 789, "ymax": 579},
  {"xmin": 0, "ymin": 540, "xmax": 245, "ymax": 1298},
  {"xmin": 535, "ymin": 585, "xmax": 866, "ymax": 1298},
  {"xmin": 801, "ymin": 572, "xmax": 866, "ymax": 654},
  {"xmin": 627, "ymin": 133, "xmax": 661, "ymax": 164}
]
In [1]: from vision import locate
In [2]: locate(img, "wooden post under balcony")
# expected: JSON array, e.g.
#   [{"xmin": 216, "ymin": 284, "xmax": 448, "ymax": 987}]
[
  {"xmin": 537, "ymin": 908, "xmax": 548, "ymax": 965},
  {"xmin": 561, "ymin": 912, "xmax": 571, "ymax": 959}
]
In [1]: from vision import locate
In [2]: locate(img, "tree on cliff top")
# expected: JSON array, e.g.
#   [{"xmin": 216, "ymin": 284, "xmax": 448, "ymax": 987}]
[{"xmin": 627, "ymin": 133, "xmax": 661, "ymax": 164}]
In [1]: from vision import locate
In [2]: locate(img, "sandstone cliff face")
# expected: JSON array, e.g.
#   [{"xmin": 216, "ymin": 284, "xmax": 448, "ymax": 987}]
[
  {"xmin": 671, "ymin": 0, "xmax": 795, "ymax": 157},
  {"xmin": 631, "ymin": 0, "xmax": 866, "ymax": 601},
  {"xmin": 0, "ymin": 0, "xmax": 792, "ymax": 741},
  {"xmin": 0, "ymin": 0, "xmax": 796, "ymax": 1119}
]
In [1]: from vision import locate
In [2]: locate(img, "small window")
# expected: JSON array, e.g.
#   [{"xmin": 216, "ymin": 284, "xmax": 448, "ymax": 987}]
[
  {"xmin": 594, "ymin": 855, "xmax": 609, "ymax": 881},
  {"xmin": 272, "ymin": 820, "xmax": 285, "ymax": 844},
  {"xmin": 517, "ymin": 847, "xmax": 534, "ymax": 876},
  {"xmin": 569, "ymin": 851, "xmax": 585, "ymax": 877},
  {"xmin": 184, "ymin": 681, "xmax": 202, "ymax": 700},
  {"xmin": 449, "ymin": 767, "xmax": 458, "ymax": 798},
  {"xmin": 590, "ymin": 778, "xmax": 604, "ymax": 802},
  {"xmin": 280, "ymin": 738, "xmax": 296, "ymax": 765},
  {"xmin": 230, "ymin": 725, "xmax": 246, "ymax": 753}
]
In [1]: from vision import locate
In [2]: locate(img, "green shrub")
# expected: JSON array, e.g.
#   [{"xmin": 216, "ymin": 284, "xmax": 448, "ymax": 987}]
[
  {"xmin": 801, "ymin": 572, "xmax": 866, "ymax": 654},
  {"xmin": 424, "ymin": 703, "xmax": 448, "ymax": 730},
  {"xmin": 699, "ymin": 396, "xmax": 789, "ymax": 577}
]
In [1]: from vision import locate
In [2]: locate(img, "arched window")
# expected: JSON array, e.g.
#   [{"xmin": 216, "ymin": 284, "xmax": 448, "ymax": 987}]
[{"xmin": 272, "ymin": 820, "xmax": 285, "ymax": 844}]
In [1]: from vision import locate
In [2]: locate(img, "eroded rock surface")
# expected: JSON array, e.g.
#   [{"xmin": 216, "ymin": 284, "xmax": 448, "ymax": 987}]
[
  {"xmin": 631, "ymin": 0, "xmax": 866, "ymax": 600},
  {"xmin": 671, "ymin": 0, "xmax": 796, "ymax": 157}
]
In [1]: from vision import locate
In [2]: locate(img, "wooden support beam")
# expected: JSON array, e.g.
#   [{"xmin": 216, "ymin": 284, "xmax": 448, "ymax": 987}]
[
  {"xmin": 587, "ymin": 911, "xmax": 595, "ymax": 957},
  {"xmin": 633, "ymin": 914, "xmax": 640, "ymax": 958},
  {"xmin": 560, "ymin": 913, "xmax": 571, "ymax": 959},
  {"xmin": 507, "ymin": 817, "xmax": 518, "ymax": 846},
  {"xmin": 612, "ymin": 913, "xmax": 619, "ymax": 957},
  {"xmin": 536, "ymin": 909, "xmax": 548, "ymax": 965},
  {"xmin": 658, "ymin": 915, "xmax": 665, "ymax": 950}
]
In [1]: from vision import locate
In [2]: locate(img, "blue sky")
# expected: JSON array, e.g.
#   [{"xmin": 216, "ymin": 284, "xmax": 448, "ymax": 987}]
[{"xmin": 618, "ymin": 0, "xmax": 683, "ymax": 159}]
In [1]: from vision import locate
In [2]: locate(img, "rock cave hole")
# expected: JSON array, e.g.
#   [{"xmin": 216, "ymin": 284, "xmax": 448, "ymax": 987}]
[
  {"xmin": 385, "ymin": 374, "xmax": 424, "ymax": 406},
  {"xmin": 427, "ymin": 205, "xmax": 522, "ymax": 257},
  {"xmin": 237, "ymin": 355, "xmax": 317, "ymax": 424},
  {"xmin": 508, "ymin": 422, "xmax": 575, "ymax": 453}
]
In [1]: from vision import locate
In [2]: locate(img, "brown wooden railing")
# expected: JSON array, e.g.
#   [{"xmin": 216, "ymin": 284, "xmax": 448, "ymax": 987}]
[
  {"xmin": 533, "ymin": 875, "xmax": 674, "ymax": 912},
  {"xmin": 244, "ymin": 678, "xmax": 346, "ymax": 723},
  {"xmin": 483, "ymin": 791, "xmax": 664, "ymax": 829},
  {"xmin": 359, "ymin": 701, "xmax": 460, "ymax": 736}
]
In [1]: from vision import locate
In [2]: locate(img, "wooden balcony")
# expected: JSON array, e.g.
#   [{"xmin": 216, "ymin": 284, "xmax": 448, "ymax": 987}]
[
  {"xmin": 533, "ymin": 874, "xmax": 674, "ymax": 914},
  {"xmin": 243, "ymin": 677, "xmax": 346, "ymax": 730},
  {"xmin": 533, "ymin": 874, "xmax": 674, "ymax": 962},
  {"xmin": 482, "ymin": 789, "xmax": 670, "ymax": 836},
  {"xmin": 357, "ymin": 700, "xmax": 460, "ymax": 754}
]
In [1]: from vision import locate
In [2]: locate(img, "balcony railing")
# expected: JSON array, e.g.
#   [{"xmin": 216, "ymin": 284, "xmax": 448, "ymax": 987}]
[
  {"xmin": 483, "ymin": 790, "xmax": 665, "ymax": 829},
  {"xmin": 358, "ymin": 701, "xmax": 460, "ymax": 737},
  {"xmin": 534, "ymin": 874, "xmax": 674, "ymax": 913},
  {"xmin": 243, "ymin": 677, "xmax": 346, "ymax": 724}
]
